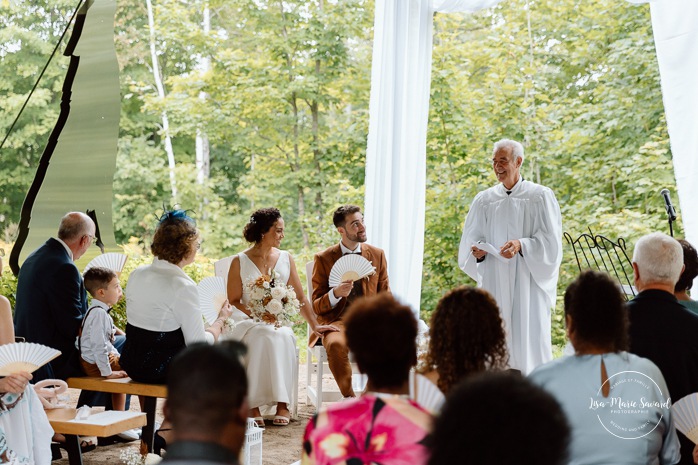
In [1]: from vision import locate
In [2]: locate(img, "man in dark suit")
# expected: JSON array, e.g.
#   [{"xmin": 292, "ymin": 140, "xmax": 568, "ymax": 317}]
[
  {"xmin": 628, "ymin": 232, "xmax": 698, "ymax": 465},
  {"xmin": 14, "ymin": 212, "xmax": 96, "ymax": 381},
  {"xmin": 311, "ymin": 205, "xmax": 390, "ymax": 398}
]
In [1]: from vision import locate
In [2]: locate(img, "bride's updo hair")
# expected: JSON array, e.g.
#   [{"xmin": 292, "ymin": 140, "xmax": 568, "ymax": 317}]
[{"xmin": 243, "ymin": 208, "xmax": 282, "ymax": 243}]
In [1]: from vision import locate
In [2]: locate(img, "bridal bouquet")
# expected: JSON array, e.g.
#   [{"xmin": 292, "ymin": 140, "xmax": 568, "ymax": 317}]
[{"xmin": 244, "ymin": 270, "xmax": 300, "ymax": 329}]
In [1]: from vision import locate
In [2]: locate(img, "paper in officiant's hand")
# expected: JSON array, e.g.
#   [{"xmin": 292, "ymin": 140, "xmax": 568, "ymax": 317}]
[{"xmin": 472, "ymin": 242, "xmax": 511, "ymax": 263}]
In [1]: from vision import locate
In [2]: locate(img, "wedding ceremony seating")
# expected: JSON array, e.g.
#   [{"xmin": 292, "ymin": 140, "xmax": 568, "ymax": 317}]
[
  {"xmin": 47, "ymin": 407, "xmax": 145, "ymax": 465},
  {"xmin": 304, "ymin": 261, "xmax": 365, "ymax": 408},
  {"xmin": 66, "ymin": 376, "xmax": 166, "ymax": 453}
]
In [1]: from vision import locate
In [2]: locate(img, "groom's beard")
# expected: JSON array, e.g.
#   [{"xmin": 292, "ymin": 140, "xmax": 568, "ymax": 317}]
[{"xmin": 347, "ymin": 231, "xmax": 367, "ymax": 243}]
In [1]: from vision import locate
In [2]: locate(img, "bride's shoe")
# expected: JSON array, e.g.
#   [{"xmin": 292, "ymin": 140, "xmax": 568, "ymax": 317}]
[
  {"xmin": 253, "ymin": 416, "xmax": 265, "ymax": 429},
  {"xmin": 272, "ymin": 414, "xmax": 290, "ymax": 426}
]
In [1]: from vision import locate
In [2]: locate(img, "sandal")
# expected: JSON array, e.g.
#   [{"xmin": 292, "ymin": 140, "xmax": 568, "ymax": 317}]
[
  {"xmin": 51, "ymin": 438, "xmax": 97, "ymax": 459},
  {"xmin": 272, "ymin": 414, "xmax": 290, "ymax": 426},
  {"xmin": 253, "ymin": 416, "xmax": 265, "ymax": 429}
]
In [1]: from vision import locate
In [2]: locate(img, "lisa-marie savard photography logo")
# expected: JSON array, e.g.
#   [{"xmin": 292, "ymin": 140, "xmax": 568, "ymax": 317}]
[{"xmin": 589, "ymin": 370, "xmax": 671, "ymax": 439}]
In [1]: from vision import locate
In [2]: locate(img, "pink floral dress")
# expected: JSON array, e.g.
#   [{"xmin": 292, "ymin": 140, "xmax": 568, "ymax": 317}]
[{"xmin": 301, "ymin": 394, "xmax": 432, "ymax": 465}]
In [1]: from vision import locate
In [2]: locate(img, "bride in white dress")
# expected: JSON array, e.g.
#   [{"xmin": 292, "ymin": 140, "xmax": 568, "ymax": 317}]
[{"xmin": 227, "ymin": 208, "xmax": 338, "ymax": 427}]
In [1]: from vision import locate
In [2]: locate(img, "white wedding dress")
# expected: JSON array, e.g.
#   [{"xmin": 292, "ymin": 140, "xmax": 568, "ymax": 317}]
[{"xmin": 229, "ymin": 251, "xmax": 297, "ymax": 413}]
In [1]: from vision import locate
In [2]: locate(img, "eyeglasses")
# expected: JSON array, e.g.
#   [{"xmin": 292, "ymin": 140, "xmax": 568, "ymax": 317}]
[
  {"xmin": 196, "ymin": 241, "xmax": 201, "ymax": 250},
  {"xmin": 84, "ymin": 234, "xmax": 97, "ymax": 245}
]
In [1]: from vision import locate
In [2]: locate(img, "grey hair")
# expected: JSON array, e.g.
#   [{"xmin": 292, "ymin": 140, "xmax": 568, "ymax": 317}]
[
  {"xmin": 632, "ymin": 232, "xmax": 683, "ymax": 285},
  {"xmin": 57, "ymin": 212, "xmax": 93, "ymax": 241},
  {"xmin": 493, "ymin": 139, "xmax": 524, "ymax": 163}
]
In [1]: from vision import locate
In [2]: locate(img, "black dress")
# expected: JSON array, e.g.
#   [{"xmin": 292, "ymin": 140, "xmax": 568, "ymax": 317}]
[{"xmin": 120, "ymin": 323, "xmax": 186, "ymax": 384}]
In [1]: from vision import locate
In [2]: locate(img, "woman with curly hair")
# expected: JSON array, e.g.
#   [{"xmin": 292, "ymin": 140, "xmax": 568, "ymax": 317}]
[
  {"xmin": 227, "ymin": 208, "xmax": 338, "ymax": 427},
  {"xmin": 418, "ymin": 286, "xmax": 508, "ymax": 402},
  {"xmin": 120, "ymin": 210, "xmax": 233, "ymax": 385}
]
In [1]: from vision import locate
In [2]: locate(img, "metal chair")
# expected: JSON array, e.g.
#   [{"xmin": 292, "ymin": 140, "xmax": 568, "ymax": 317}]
[{"xmin": 304, "ymin": 260, "xmax": 365, "ymax": 409}]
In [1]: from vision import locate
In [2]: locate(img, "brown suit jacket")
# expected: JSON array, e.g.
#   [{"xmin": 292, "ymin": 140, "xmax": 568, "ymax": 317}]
[{"xmin": 309, "ymin": 243, "xmax": 390, "ymax": 346}]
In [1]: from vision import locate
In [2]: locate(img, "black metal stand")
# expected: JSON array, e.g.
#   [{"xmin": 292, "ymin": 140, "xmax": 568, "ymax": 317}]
[{"xmin": 564, "ymin": 229, "xmax": 636, "ymax": 300}]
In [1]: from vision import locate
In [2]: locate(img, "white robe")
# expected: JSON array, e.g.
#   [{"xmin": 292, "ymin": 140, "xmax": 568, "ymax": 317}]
[{"xmin": 458, "ymin": 178, "xmax": 562, "ymax": 374}]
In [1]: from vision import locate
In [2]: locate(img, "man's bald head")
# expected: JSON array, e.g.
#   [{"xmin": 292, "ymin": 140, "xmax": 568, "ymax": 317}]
[
  {"xmin": 57, "ymin": 212, "xmax": 95, "ymax": 260},
  {"xmin": 58, "ymin": 212, "xmax": 94, "ymax": 241}
]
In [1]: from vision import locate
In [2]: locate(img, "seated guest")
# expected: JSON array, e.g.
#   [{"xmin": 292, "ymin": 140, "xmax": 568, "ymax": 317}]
[
  {"xmin": 120, "ymin": 210, "xmax": 233, "ymax": 384},
  {"xmin": 429, "ymin": 372, "xmax": 569, "ymax": 465},
  {"xmin": 77, "ymin": 266, "xmax": 139, "ymax": 441},
  {"xmin": 419, "ymin": 286, "xmax": 508, "ymax": 400},
  {"xmin": 302, "ymin": 294, "xmax": 431, "ymax": 465},
  {"xmin": 160, "ymin": 341, "xmax": 248, "ymax": 464},
  {"xmin": 530, "ymin": 270, "xmax": 680, "ymax": 465},
  {"xmin": 0, "ymin": 297, "xmax": 53, "ymax": 464},
  {"xmin": 14, "ymin": 212, "xmax": 96, "ymax": 380},
  {"xmin": 227, "ymin": 208, "xmax": 337, "ymax": 427},
  {"xmin": 628, "ymin": 232, "xmax": 698, "ymax": 465},
  {"xmin": 675, "ymin": 239, "xmax": 698, "ymax": 315}
]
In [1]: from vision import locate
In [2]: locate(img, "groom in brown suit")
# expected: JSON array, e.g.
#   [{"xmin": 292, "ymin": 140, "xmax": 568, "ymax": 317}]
[{"xmin": 310, "ymin": 205, "xmax": 391, "ymax": 397}]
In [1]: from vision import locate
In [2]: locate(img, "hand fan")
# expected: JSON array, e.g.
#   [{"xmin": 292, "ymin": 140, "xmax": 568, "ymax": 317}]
[
  {"xmin": 328, "ymin": 254, "xmax": 376, "ymax": 288},
  {"xmin": 413, "ymin": 373, "xmax": 446, "ymax": 414},
  {"xmin": 0, "ymin": 343, "xmax": 61, "ymax": 376},
  {"xmin": 672, "ymin": 393, "xmax": 698, "ymax": 444},
  {"xmin": 198, "ymin": 276, "xmax": 227, "ymax": 325},
  {"xmin": 83, "ymin": 252, "xmax": 128, "ymax": 275}
]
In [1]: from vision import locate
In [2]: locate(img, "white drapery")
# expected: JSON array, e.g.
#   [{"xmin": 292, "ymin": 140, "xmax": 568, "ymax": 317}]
[
  {"xmin": 364, "ymin": 0, "xmax": 698, "ymax": 314},
  {"xmin": 645, "ymin": 0, "xmax": 698, "ymax": 265},
  {"xmin": 364, "ymin": 0, "xmax": 504, "ymax": 315}
]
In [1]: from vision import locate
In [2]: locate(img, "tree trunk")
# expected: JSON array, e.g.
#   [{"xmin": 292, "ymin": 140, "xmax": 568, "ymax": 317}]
[{"xmin": 146, "ymin": 0, "xmax": 177, "ymax": 203}]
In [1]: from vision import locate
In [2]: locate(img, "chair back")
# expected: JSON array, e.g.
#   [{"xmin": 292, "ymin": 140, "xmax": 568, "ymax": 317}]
[
  {"xmin": 305, "ymin": 260, "xmax": 314, "ymax": 301},
  {"xmin": 214, "ymin": 255, "xmax": 235, "ymax": 287}
]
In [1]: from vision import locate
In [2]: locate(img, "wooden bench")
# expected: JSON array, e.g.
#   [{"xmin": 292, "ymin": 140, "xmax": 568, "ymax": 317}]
[
  {"xmin": 67, "ymin": 377, "xmax": 167, "ymax": 453},
  {"xmin": 48, "ymin": 407, "xmax": 146, "ymax": 465}
]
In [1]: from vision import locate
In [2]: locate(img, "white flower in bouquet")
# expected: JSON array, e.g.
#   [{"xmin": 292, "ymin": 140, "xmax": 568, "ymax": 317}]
[
  {"xmin": 250, "ymin": 286, "xmax": 265, "ymax": 300},
  {"xmin": 267, "ymin": 299, "xmax": 283, "ymax": 315},
  {"xmin": 270, "ymin": 287, "xmax": 286, "ymax": 300},
  {"xmin": 287, "ymin": 289, "xmax": 297, "ymax": 299},
  {"xmin": 262, "ymin": 281, "xmax": 270, "ymax": 289}
]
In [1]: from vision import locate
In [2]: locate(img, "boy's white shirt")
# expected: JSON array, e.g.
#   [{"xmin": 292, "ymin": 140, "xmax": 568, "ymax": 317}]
[{"xmin": 75, "ymin": 298, "xmax": 119, "ymax": 376}]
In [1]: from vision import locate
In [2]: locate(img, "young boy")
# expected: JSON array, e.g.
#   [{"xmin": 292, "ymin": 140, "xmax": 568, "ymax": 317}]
[{"xmin": 77, "ymin": 267, "xmax": 128, "ymax": 409}]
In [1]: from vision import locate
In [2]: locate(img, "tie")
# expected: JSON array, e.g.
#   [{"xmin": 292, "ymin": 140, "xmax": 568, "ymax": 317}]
[
  {"xmin": 345, "ymin": 252, "xmax": 361, "ymax": 255},
  {"xmin": 506, "ymin": 190, "xmax": 512, "ymax": 195}
]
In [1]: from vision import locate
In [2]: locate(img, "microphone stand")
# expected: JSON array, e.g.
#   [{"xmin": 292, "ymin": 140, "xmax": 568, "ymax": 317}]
[{"xmin": 668, "ymin": 215, "xmax": 674, "ymax": 238}]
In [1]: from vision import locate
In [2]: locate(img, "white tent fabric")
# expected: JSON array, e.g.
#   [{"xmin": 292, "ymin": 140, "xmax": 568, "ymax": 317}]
[
  {"xmin": 364, "ymin": 0, "xmax": 503, "ymax": 315},
  {"xmin": 364, "ymin": 0, "xmax": 697, "ymax": 314},
  {"xmin": 645, "ymin": 0, "xmax": 698, "ymax": 262}
]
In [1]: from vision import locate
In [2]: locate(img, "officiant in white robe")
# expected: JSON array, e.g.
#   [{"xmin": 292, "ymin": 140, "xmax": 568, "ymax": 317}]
[{"xmin": 458, "ymin": 139, "xmax": 562, "ymax": 374}]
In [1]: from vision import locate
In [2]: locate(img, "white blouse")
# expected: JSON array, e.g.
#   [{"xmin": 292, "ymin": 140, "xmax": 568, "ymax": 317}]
[{"xmin": 125, "ymin": 258, "xmax": 213, "ymax": 345}]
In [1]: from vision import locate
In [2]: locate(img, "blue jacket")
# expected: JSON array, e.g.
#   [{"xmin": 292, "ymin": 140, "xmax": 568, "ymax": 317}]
[{"xmin": 14, "ymin": 238, "xmax": 88, "ymax": 380}]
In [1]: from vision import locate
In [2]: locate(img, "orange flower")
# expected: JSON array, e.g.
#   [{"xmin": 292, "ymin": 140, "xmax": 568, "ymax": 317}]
[
  {"xmin": 262, "ymin": 296, "xmax": 272, "ymax": 306},
  {"xmin": 261, "ymin": 313, "xmax": 277, "ymax": 324}
]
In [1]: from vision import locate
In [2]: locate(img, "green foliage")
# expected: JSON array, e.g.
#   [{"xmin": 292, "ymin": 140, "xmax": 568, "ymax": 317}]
[{"xmin": 1, "ymin": 0, "xmax": 677, "ymax": 358}]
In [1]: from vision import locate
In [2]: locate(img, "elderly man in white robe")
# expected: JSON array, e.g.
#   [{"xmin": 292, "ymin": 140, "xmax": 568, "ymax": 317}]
[{"xmin": 458, "ymin": 139, "xmax": 562, "ymax": 375}]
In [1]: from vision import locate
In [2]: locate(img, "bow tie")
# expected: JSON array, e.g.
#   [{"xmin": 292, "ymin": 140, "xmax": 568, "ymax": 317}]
[{"xmin": 344, "ymin": 252, "xmax": 361, "ymax": 255}]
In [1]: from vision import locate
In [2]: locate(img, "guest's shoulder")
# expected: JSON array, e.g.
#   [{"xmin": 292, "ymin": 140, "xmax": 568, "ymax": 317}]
[{"xmin": 529, "ymin": 356, "xmax": 573, "ymax": 383}]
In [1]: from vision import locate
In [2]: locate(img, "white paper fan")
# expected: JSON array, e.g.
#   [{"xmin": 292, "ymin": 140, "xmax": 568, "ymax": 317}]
[
  {"xmin": 413, "ymin": 374, "xmax": 446, "ymax": 413},
  {"xmin": 672, "ymin": 393, "xmax": 698, "ymax": 444},
  {"xmin": 0, "ymin": 343, "xmax": 61, "ymax": 376},
  {"xmin": 198, "ymin": 276, "xmax": 227, "ymax": 325},
  {"xmin": 328, "ymin": 255, "xmax": 376, "ymax": 288},
  {"xmin": 84, "ymin": 252, "xmax": 128, "ymax": 275}
]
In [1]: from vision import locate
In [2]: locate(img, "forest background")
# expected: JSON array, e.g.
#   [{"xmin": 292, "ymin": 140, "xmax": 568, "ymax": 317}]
[{"xmin": 0, "ymin": 0, "xmax": 680, "ymax": 353}]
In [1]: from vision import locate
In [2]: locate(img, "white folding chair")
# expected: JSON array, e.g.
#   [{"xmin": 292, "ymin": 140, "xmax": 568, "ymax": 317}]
[
  {"xmin": 214, "ymin": 255, "xmax": 299, "ymax": 419},
  {"xmin": 305, "ymin": 260, "xmax": 365, "ymax": 409}
]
